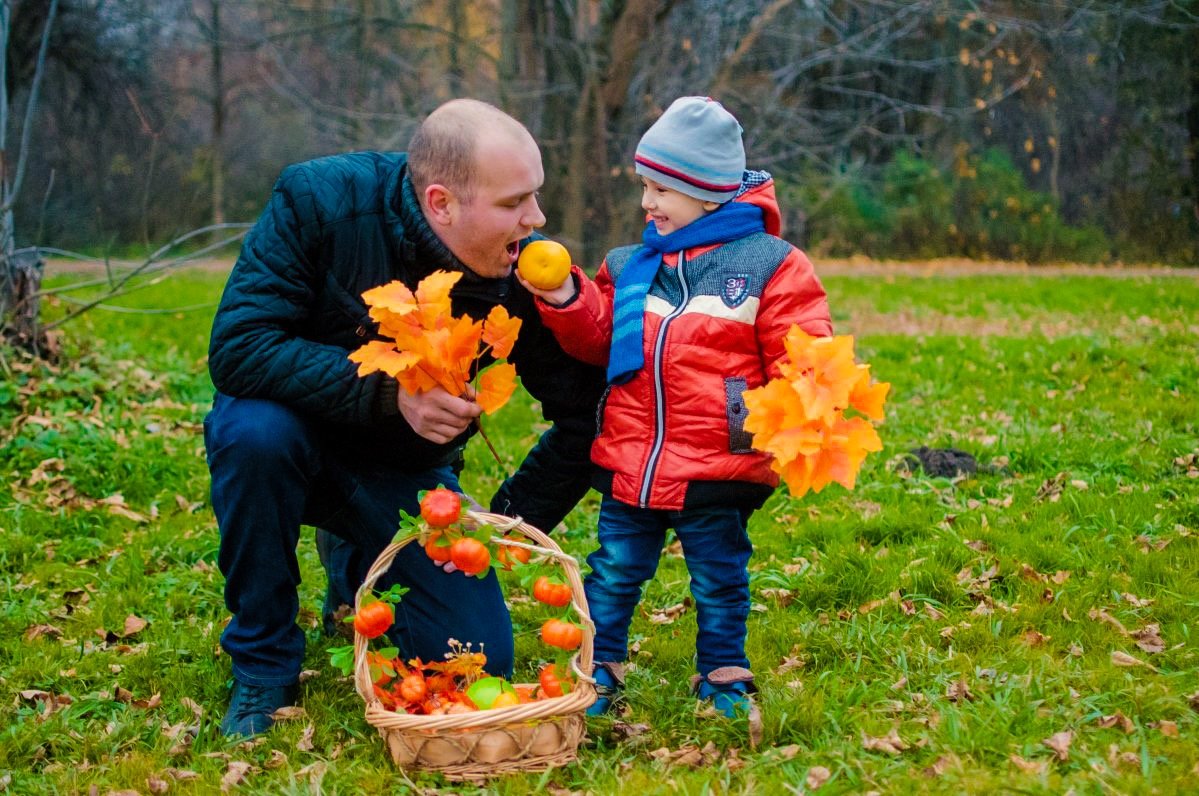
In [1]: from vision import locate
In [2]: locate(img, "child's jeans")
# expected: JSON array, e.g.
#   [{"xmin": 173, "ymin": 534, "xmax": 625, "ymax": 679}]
[{"xmin": 584, "ymin": 496, "xmax": 754, "ymax": 677}]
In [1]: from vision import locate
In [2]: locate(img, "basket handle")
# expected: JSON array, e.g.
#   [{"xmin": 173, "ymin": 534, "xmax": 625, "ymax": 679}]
[{"xmin": 352, "ymin": 510, "xmax": 596, "ymax": 704}]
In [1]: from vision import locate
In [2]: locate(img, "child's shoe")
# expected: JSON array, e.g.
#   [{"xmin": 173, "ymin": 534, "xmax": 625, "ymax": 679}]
[
  {"xmin": 692, "ymin": 666, "xmax": 755, "ymax": 717},
  {"xmin": 586, "ymin": 662, "xmax": 625, "ymax": 716},
  {"xmin": 692, "ymin": 666, "xmax": 763, "ymax": 746}
]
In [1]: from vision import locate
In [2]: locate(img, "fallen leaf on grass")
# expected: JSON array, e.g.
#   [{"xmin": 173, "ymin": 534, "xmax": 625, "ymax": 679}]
[
  {"xmin": 296, "ymin": 724, "xmax": 315, "ymax": 752},
  {"xmin": 159, "ymin": 767, "xmax": 201, "ymax": 781},
  {"xmin": 610, "ymin": 722, "xmax": 650, "ymax": 742},
  {"xmin": 220, "ymin": 761, "xmax": 255, "ymax": 792},
  {"xmin": 759, "ymin": 588, "xmax": 794, "ymax": 606},
  {"xmin": 1131, "ymin": 624, "xmax": 1165, "ymax": 654},
  {"xmin": 946, "ymin": 678, "xmax": 974, "ymax": 703},
  {"xmin": 647, "ymin": 600, "xmax": 690, "ymax": 625},
  {"xmin": 806, "ymin": 765, "xmax": 832, "ymax": 789},
  {"xmin": 1010, "ymin": 754, "xmax": 1047, "ymax": 774},
  {"xmin": 1022, "ymin": 629, "xmax": 1050, "ymax": 646},
  {"xmin": 264, "ymin": 750, "xmax": 288, "ymax": 769},
  {"xmin": 1043, "ymin": 730, "xmax": 1073, "ymax": 761},
  {"xmin": 1097, "ymin": 712, "xmax": 1135, "ymax": 733},
  {"xmin": 924, "ymin": 753, "xmax": 957, "ymax": 777},
  {"xmin": 1107, "ymin": 744, "xmax": 1140, "ymax": 768},
  {"xmin": 857, "ymin": 591, "xmax": 901, "ymax": 615},
  {"xmin": 270, "ymin": 705, "xmax": 307, "ymax": 721},
  {"xmin": 1188, "ymin": 692, "xmax": 1199, "ymax": 712},
  {"xmin": 24, "ymin": 624, "xmax": 63, "ymax": 641},
  {"xmin": 100, "ymin": 493, "xmax": 150, "ymax": 523},
  {"xmin": 1152, "ymin": 720, "xmax": 1179, "ymax": 737},
  {"xmin": 648, "ymin": 741, "xmax": 721, "ymax": 768},
  {"xmin": 1088, "ymin": 608, "xmax": 1128, "ymax": 635},
  {"xmin": 862, "ymin": 729, "xmax": 909, "ymax": 755},
  {"xmin": 114, "ymin": 687, "xmax": 161, "ymax": 709},
  {"xmin": 1111, "ymin": 650, "xmax": 1157, "ymax": 671},
  {"xmin": 1137, "ymin": 534, "xmax": 1170, "ymax": 553},
  {"xmin": 1121, "ymin": 592, "xmax": 1154, "ymax": 607},
  {"xmin": 146, "ymin": 775, "xmax": 169, "ymax": 794}
]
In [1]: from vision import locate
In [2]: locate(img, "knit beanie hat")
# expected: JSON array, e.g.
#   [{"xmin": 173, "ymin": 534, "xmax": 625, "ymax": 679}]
[{"xmin": 634, "ymin": 97, "xmax": 746, "ymax": 204}]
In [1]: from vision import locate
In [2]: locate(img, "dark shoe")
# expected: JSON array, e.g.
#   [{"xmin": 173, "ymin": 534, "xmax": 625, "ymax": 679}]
[
  {"xmin": 221, "ymin": 681, "xmax": 299, "ymax": 738},
  {"xmin": 586, "ymin": 662, "xmax": 625, "ymax": 716},
  {"xmin": 692, "ymin": 666, "xmax": 755, "ymax": 717}
]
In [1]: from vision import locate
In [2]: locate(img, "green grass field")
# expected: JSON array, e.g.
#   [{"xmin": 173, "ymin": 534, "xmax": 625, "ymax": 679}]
[{"xmin": 1, "ymin": 265, "xmax": 1197, "ymax": 794}]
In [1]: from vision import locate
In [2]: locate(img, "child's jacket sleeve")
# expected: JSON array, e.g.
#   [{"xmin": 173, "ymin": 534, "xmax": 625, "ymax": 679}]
[
  {"xmin": 533, "ymin": 263, "xmax": 616, "ymax": 367},
  {"xmin": 756, "ymin": 247, "xmax": 833, "ymax": 379}
]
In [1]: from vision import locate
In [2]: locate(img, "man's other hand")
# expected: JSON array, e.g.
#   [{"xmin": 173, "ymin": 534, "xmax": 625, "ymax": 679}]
[{"xmin": 398, "ymin": 386, "xmax": 482, "ymax": 443}]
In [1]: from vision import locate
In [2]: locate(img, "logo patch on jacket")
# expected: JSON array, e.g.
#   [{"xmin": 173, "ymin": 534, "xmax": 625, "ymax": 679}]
[{"xmin": 722, "ymin": 274, "xmax": 751, "ymax": 308}]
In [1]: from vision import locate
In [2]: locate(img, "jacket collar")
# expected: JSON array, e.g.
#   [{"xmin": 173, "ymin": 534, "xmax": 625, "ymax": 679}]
[{"xmin": 386, "ymin": 162, "xmax": 511, "ymax": 303}]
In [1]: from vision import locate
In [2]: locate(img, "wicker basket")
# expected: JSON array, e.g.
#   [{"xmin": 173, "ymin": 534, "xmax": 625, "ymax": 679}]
[{"xmin": 352, "ymin": 510, "xmax": 596, "ymax": 780}]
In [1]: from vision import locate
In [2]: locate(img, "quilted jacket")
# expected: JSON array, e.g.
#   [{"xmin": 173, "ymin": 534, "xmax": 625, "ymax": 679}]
[
  {"xmin": 536, "ymin": 176, "xmax": 832, "ymax": 511},
  {"xmin": 208, "ymin": 152, "xmax": 606, "ymax": 531}
]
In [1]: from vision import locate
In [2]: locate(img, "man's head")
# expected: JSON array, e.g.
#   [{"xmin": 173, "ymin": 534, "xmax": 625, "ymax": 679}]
[{"xmin": 410, "ymin": 99, "xmax": 546, "ymax": 279}]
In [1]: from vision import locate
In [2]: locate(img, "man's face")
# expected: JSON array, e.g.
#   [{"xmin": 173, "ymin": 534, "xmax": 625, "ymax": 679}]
[{"xmin": 439, "ymin": 132, "xmax": 546, "ymax": 279}]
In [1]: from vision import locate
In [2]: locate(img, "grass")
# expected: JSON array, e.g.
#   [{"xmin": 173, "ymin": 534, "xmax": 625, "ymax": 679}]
[{"xmin": 1, "ymin": 265, "xmax": 1197, "ymax": 793}]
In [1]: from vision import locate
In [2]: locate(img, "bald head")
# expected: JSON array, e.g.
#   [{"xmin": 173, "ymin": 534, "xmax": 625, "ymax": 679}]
[{"xmin": 408, "ymin": 99, "xmax": 534, "ymax": 204}]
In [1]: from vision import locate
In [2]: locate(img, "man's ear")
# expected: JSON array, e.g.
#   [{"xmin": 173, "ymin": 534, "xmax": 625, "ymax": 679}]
[{"xmin": 424, "ymin": 184, "xmax": 457, "ymax": 225}]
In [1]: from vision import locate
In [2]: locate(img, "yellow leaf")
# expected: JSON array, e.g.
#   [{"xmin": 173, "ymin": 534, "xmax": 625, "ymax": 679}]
[
  {"xmin": 361, "ymin": 281, "xmax": 418, "ymax": 315},
  {"xmin": 349, "ymin": 341, "xmax": 419, "ymax": 377},
  {"xmin": 476, "ymin": 363, "xmax": 517, "ymax": 415},
  {"xmin": 415, "ymin": 270, "xmax": 462, "ymax": 325},
  {"xmin": 482, "ymin": 305, "xmax": 522, "ymax": 359}
]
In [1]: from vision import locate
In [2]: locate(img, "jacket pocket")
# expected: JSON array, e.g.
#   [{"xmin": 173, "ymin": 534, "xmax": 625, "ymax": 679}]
[{"xmin": 724, "ymin": 377, "xmax": 753, "ymax": 454}]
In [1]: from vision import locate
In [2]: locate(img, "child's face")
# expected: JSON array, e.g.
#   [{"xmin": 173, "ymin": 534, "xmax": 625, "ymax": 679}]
[{"xmin": 640, "ymin": 177, "xmax": 715, "ymax": 235}]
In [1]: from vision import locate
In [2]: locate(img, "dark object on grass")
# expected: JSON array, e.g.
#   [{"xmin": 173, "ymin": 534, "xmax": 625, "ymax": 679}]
[{"xmin": 908, "ymin": 446, "xmax": 979, "ymax": 478}]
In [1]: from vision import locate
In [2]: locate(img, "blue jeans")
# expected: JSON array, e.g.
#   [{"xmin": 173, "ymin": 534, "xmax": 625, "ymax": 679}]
[
  {"xmin": 584, "ymin": 496, "xmax": 754, "ymax": 677},
  {"xmin": 204, "ymin": 393, "xmax": 513, "ymax": 686}
]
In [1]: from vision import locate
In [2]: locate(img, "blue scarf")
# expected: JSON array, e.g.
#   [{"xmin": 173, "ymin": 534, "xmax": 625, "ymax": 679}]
[{"xmin": 607, "ymin": 201, "xmax": 765, "ymax": 384}]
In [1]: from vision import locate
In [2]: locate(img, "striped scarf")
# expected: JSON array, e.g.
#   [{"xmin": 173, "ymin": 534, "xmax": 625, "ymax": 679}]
[{"xmin": 607, "ymin": 201, "xmax": 765, "ymax": 384}]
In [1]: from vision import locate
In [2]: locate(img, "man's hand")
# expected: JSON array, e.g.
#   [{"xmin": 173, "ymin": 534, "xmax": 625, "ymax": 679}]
[{"xmin": 398, "ymin": 385, "xmax": 481, "ymax": 443}]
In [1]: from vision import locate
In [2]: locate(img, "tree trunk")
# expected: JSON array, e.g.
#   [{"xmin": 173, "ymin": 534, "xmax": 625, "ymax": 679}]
[
  {"xmin": 210, "ymin": 0, "xmax": 226, "ymax": 225},
  {"xmin": 0, "ymin": 246, "xmax": 44, "ymax": 351}
]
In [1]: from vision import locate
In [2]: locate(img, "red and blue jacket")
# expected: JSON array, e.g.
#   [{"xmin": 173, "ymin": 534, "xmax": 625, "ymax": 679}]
[{"xmin": 536, "ymin": 175, "xmax": 832, "ymax": 511}]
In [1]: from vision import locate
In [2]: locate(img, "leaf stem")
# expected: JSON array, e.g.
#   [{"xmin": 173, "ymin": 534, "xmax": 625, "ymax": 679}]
[{"xmin": 474, "ymin": 418, "xmax": 505, "ymax": 470}]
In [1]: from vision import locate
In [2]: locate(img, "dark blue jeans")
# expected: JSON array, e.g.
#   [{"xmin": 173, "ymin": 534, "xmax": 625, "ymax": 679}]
[
  {"xmin": 204, "ymin": 393, "xmax": 513, "ymax": 687},
  {"xmin": 584, "ymin": 496, "xmax": 754, "ymax": 678}
]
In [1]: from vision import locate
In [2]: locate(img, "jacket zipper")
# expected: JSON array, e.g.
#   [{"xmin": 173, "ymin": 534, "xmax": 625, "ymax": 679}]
[{"xmin": 638, "ymin": 251, "xmax": 689, "ymax": 507}]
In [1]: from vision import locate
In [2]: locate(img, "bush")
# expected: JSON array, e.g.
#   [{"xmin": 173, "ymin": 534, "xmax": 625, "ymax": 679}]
[{"xmin": 785, "ymin": 148, "xmax": 1114, "ymax": 263}]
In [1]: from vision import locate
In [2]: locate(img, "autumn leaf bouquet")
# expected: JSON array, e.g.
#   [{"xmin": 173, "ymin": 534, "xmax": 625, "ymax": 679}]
[
  {"xmin": 348, "ymin": 270, "xmax": 522, "ymax": 415},
  {"xmin": 743, "ymin": 325, "xmax": 890, "ymax": 497}
]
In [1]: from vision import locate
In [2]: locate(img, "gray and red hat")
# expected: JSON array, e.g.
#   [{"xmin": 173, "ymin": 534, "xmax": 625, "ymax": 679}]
[{"xmin": 634, "ymin": 97, "xmax": 746, "ymax": 204}]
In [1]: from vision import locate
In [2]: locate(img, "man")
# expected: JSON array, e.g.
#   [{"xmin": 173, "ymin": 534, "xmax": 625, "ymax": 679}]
[{"xmin": 204, "ymin": 99, "xmax": 604, "ymax": 737}]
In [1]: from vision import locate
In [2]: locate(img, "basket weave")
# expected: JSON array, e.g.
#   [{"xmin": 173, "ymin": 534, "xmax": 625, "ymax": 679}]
[{"xmin": 353, "ymin": 510, "xmax": 596, "ymax": 779}]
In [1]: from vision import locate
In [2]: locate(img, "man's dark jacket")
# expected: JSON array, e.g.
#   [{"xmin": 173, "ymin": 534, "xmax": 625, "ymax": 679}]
[{"xmin": 208, "ymin": 151, "xmax": 605, "ymax": 530}]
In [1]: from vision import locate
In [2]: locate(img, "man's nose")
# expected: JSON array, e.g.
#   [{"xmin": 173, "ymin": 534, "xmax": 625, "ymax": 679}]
[{"xmin": 524, "ymin": 198, "xmax": 546, "ymax": 228}]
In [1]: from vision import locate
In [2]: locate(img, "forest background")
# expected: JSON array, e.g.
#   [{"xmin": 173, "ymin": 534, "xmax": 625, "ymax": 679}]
[{"xmin": 5, "ymin": 0, "xmax": 1199, "ymax": 270}]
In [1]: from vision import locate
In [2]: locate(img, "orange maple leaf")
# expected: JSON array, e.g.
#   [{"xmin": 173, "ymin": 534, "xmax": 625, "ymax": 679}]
[
  {"xmin": 482, "ymin": 305, "xmax": 522, "ymax": 359},
  {"xmin": 349, "ymin": 340, "xmax": 420, "ymax": 378},
  {"xmin": 362, "ymin": 281, "xmax": 419, "ymax": 316},
  {"xmin": 849, "ymin": 365, "xmax": 890, "ymax": 420},
  {"xmin": 476, "ymin": 362, "xmax": 518, "ymax": 415},
  {"xmin": 415, "ymin": 271, "xmax": 462, "ymax": 327},
  {"xmin": 351, "ymin": 272, "xmax": 524, "ymax": 459},
  {"xmin": 745, "ymin": 325, "xmax": 888, "ymax": 498}
]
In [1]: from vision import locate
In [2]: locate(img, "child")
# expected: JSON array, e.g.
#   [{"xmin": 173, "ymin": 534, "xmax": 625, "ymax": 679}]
[{"xmin": 519, "ymin": 97, "xmax": 832, "ymax": 717}]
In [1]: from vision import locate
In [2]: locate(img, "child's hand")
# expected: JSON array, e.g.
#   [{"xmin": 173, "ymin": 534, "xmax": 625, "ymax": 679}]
[{"xmin": 517, "ymin": 271, "xmax": 577, "ymax": 306}]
